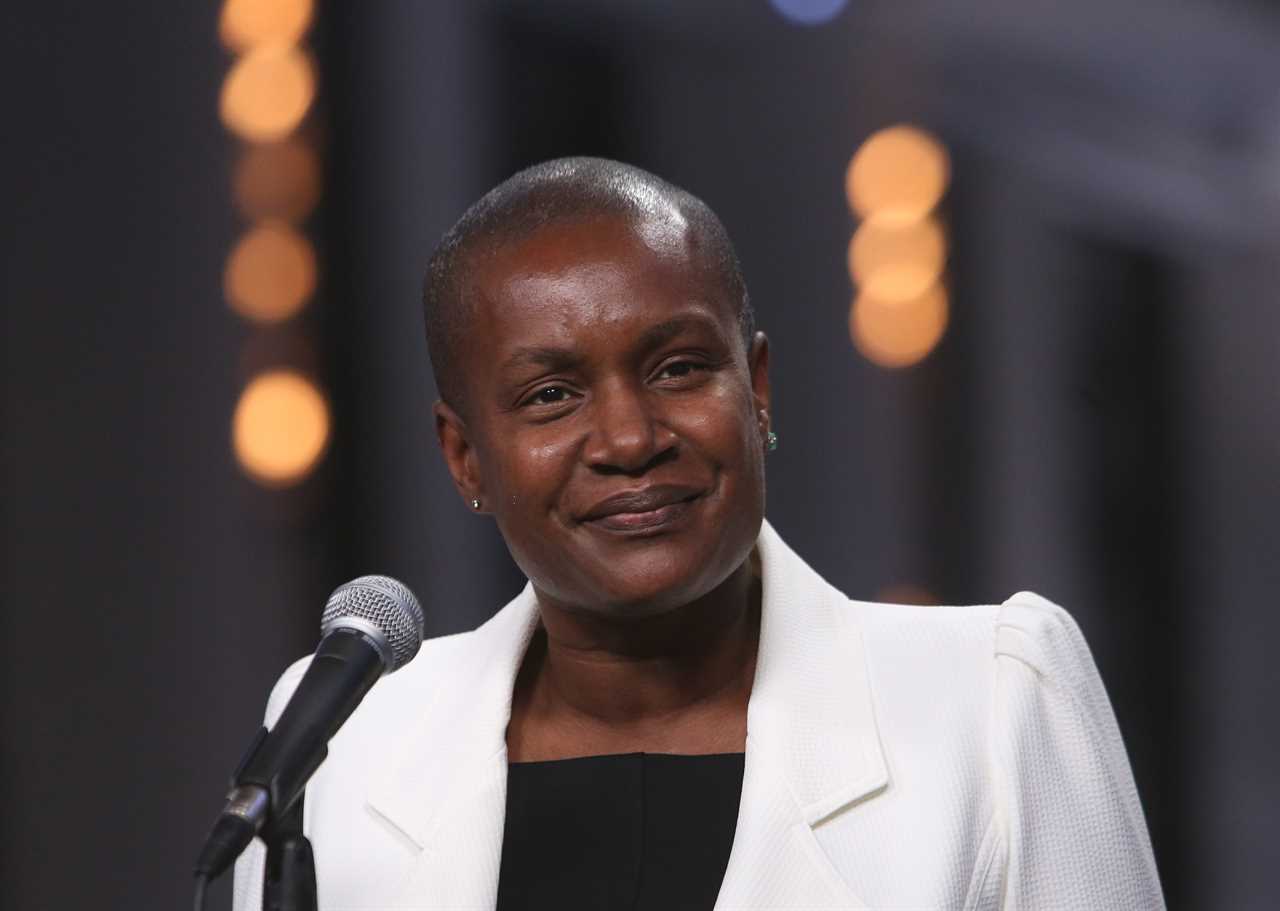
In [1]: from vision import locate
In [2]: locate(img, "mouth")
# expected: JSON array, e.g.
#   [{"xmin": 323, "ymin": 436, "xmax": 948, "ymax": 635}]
[{"xmin": 579, "ymin": 484, "xmax": 705, "ymax": 534}]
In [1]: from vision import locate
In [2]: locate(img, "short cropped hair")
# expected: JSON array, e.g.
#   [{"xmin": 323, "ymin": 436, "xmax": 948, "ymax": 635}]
[{"xmin": 423, "ymin": 156, "xmax": 753, "ymax": 412}]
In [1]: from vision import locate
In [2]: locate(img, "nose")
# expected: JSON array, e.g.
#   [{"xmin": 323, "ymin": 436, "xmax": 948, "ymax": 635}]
[{"xmin": 583, "ymin": 380, "xmax": 673, "ymax": 475}]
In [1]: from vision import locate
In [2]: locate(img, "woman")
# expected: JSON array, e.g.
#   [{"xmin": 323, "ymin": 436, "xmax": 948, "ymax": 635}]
[{"xmin": 234, "ymin": 158, "xmax": 1165, "ymax": 910}]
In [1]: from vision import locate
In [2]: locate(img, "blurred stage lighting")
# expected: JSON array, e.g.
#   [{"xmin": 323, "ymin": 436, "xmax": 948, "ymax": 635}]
[
  {"xmin": 876, "ymin": 583, "xmax": 940, "ymax": 606},
  {"xmin": 233, "ymin": 369, "xmax": 330, "ymax": 486},
  {"xmin": 224, "ymin": 221, "xmax": 316, "ymax": 324},
  {"xmin": 220, "ymin": 45, "xmax": 315, "ymax": 142},
  {"xmin": 846, "ymin": 125, "xmax": 950, "ymax": 221},
  {"xmin": 769, "ymin": 0, "xmax": 849, "ymax": 25},
  {"xmin": 219, "ymin": 0, "xmax": 314, "ymax": 52},
  {"xmin": 233, "ymin": 140, "xmax": 321, "ymax": 222},
  {"xmin": 849, "ymin": 284, "xmax": 949, "ymax": 368},
  {"xmin": 849, "ymin": 214, "xmax": 946, "ymax": 302}
]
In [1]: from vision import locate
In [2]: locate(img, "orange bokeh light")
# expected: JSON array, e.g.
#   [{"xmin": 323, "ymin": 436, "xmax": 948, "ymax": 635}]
[
  {"xmin": 846, "ymin": 125, "xmax": 950, "ymax": 221},
  {"xmin": 849, "ymin": 284, "xmax": 949, "ymax": 368},
  {"xmin": 848, "ymin": 214, "xmax": 947, "ymax": 301},
  {"xmin": 220, "ymin": 0, "xmax": 314, "ymax": 52},
  {"xmin": 224, "ymin": 221, "xmax": 316, "ymax": 324},
  {"xmin": 232, "ymin": 370, "xmax": 330, "ymax": 486},
  {"xmin": 876, "ymin": 583, "xmax": 940, "ymax": 606},
  {"xmin": 220, "ymin": 45, "xmax": 315, "ymax": 143},
  {"xmin": 233, "ymin": 140, "xmax": 321, "ymax": 222}
]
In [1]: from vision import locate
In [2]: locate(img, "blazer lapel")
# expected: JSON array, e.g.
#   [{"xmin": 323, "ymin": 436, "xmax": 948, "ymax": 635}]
[
  {"xmin": 715, "ymin": 523, "xmax": 890, "ymax": 909},
  {"xmin": 358, "ymin": 520, "xmax": 890, "ymax": 910},
  {"xmin": 364, "ymin": 586, "xmax": 541, "ymax": 911}
]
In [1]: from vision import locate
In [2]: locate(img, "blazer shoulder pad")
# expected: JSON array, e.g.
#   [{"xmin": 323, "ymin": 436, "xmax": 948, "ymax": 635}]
[{"xmin": 995, "ymin": 590, "xmax": 1094, "ymax": 685}]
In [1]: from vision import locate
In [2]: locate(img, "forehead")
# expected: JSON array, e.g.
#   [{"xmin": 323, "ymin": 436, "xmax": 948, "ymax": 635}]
[{"xmin": 466, "ymin": 214, "xmax": 737, "ymax": 354}]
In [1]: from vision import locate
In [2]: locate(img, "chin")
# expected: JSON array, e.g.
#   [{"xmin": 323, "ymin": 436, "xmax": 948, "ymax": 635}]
[
  {"xmin": 511, "ymin": 501, "xmax": 762, "ymax": 616},
  {"xmin": 578, "ymin": 541, "xmax": 740, "ymax": 618}
]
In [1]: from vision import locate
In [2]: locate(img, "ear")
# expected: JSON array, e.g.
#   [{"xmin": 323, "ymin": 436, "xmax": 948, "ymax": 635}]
[
  {"xmin": 748, "ymin": 331, "xmax": 772, "ymax": 437},
  {"xmin": 433, "ymin": 399, "xmax": 487, "ymax": 511}
]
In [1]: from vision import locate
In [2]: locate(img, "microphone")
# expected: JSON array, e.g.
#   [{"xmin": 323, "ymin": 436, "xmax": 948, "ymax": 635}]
[{"xmin": 194, "ymin": 575, "xmax": 424, "ymax": 882}]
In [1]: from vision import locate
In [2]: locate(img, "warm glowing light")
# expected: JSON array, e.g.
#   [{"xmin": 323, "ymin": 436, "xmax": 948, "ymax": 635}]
[
  {"xmin": 876, "ymin": 583, "xmax": 940, "ymax": 606},
  {"xmin": 224, "ymin": 221, "xmax": 316, "ymax": 324},
  {"xmin": 220, "ymin": 0, "xmax": 314, "ymax": 51},
  {"xmin": 233, "ymin": 140, "xmax": 321, "ymax": 222},
  {"xmin": 232, "ymin": 370, "xmax": 330, "ymax": 486},
  {"xmin": 846, "ymin": 125, "xmax": 950, "ymax": 221},
  {"xmin": 849, "ymin": 215, "xmax": 947, "ymax": 301},
  {"xmin": 220, "ymin": 46, "xmax": 315, "ymax": 142},
  {"xmin": 850, "ymin": 284, "xmax": 949, "ymax": 368}
]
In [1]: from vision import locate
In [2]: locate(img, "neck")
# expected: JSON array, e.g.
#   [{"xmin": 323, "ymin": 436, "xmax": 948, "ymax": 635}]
[{"xmin": 520, "ymin": 553, "xmax": 762, "ymax": 731}]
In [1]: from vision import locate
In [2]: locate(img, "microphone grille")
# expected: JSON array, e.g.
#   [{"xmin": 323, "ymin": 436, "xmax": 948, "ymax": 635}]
[{"xmin": 321, "ymin": 575, "xmax": 425, "ymax": 672}]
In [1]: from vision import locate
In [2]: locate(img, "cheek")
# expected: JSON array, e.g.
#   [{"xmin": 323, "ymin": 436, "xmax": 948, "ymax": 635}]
[
  {"xmin": 486, "ymin": 432, "xmax": 578, "ymax": 509},
  {"xmin": 672, "ymin": 384, "xmax": 758, "ymax": 465},
  {"xmin": 707, "ymin": 388, "xmax": 767, "ymax": 514}
]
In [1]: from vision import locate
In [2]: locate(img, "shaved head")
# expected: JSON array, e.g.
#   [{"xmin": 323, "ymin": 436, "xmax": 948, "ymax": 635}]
[{"xmin": 423, "ymin": 157, "xmax": 753, "ymax": 412}]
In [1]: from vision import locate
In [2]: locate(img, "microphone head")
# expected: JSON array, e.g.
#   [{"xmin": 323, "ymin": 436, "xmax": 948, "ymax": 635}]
[{"xmin": 321, "ymin": 575, "xmax": 424, "ymax": 672}]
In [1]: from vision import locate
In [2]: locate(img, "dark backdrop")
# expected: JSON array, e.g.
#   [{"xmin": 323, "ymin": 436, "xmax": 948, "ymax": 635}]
[{"xmin": 3, "ymin": 1, "xmax": 1278, "ymax": 909}]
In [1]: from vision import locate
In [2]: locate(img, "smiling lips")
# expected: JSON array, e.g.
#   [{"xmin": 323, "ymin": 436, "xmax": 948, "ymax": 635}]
[{"xmin": 580, "ymin": 484, "xmax": 704, "ymax": 532}]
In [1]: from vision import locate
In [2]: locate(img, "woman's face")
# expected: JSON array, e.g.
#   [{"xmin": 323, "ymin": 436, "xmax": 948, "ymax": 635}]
[{"xmin": 436, "ymin": 213, "xmax": 770, "ymax": 618}]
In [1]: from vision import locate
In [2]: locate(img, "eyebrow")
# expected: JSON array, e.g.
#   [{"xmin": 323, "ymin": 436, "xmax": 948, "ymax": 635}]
[
  {"xmin": 499, "ymin": 346, "xmax": 585, "ymax": 374},
  {"xmin": 636, "ymin": 314, "xmax": 722, "ymax": 351},
  {"xmin": 498, "ymin": 313, "xmax": 724, "ymax": 376}
]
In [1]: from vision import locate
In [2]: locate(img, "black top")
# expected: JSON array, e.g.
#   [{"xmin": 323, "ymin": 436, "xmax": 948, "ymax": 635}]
[{"xmin": 496, "ymin": 752, "xmax": 746, "ymax": 911}]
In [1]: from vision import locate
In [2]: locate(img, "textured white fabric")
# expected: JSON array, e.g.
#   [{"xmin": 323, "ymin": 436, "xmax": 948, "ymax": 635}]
[{"xmin": 232, "ymin": 521, "xmax": 1165, "ymax": 910}]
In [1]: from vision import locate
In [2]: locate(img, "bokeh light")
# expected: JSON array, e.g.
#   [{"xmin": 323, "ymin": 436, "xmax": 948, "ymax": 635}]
[
  {"xmin": 846, "ymin": 125, "xmax": 951, "ymax": 221},
  {"xmin": 233, "ymin": 140, "xmax": 321, "ymax": 222},
  {"xmin": 232, "ymin": 370, "xmax": 330, "ymax": 486},
  {"xmin": 876, "ymin": 583, "xmax": 940, "ymax": 606},
  {"xmin": 849, "ymin": 284, "xmax": 949, "ymax": 368},
  {"xmin": 769, "ymin": 0, "xmax": 849, "ymax": 25},
  {"xmin": 219, "ymin": 0, "xmax": 314, "ymax": 52},
  {"xmin": 849, "ymin": 214, "xmax": 947, "ymax": 301},
  {"xmin": 224, "ymin": 221, "xmax": 316, "ymax": 324},
  {"xmin": 220, "ymin": 46, "xmax": 315, "ymax": 143}
]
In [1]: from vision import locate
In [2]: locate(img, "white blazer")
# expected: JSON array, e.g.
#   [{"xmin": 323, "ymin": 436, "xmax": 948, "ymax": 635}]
[{"xmin": 234, "ymin": 521, "xmax": 1165, "ymax": 910}]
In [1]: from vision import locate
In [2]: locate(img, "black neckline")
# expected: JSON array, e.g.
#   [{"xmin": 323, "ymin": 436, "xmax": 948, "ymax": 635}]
[{"xmin": 509, "ymin": 750, "xmax": 745, "ymax": 767}]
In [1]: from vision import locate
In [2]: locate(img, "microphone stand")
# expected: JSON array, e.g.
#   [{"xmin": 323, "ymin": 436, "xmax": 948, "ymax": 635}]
[
  {"xmin": 192, "ymin": 731, "xmax": 318, "ymax": 911},
  {"xmin": 262, "ymin": 797, "xmax": 317, "ymax": 911}
]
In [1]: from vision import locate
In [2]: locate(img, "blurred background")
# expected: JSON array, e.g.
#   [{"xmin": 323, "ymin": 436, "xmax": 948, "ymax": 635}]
[{"xmin": 3, "ymin": 0, "xmax": 1278, "ymax": 908}]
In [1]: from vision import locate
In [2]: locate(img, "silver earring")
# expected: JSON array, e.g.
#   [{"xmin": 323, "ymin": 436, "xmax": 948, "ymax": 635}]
[
  {"xmin": 766, "ymin": 431, "xmax": 778, "ymax": 452},
  {"xmin": 471, "ymin": 498, "xmax": 481, "ymax": 510}
]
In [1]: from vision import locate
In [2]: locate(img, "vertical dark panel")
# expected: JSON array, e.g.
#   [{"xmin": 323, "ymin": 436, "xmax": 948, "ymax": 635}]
[
  {"xmin": 1069, "ymin": 239, "xmax": 1190, "ymax": 904},
  {"xmin": 312, "ymin": 1, "xmax": 528, "ymax": 635},
  {"xmin": 493, "ymin": 9, "xmax": 633, "ymax": 170},
  {"xmin": 919, "ymin": 162, "xmax": 983, "ymax": 604},
  {"xmin": 0, "ymin": 3, "xmax": 313, "ymax": 909},
  {"xmin": 1184, "ymin": 252, "xmax": 1280, "ymax": 910}
]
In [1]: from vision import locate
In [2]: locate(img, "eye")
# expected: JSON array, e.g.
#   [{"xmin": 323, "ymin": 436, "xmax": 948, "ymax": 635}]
[
  {"xmin": 524, "ymin": 384, "xmax": 574, "ymax": 407},
  {"xmin": 655, "ymin": 359, "xmax": 709, "ymax": 382}
]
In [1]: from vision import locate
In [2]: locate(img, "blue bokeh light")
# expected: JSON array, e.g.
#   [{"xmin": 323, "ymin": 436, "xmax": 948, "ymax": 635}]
[{"xmin": 769, "ymin": 0, "xmax": 849, "ymax": 26}]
